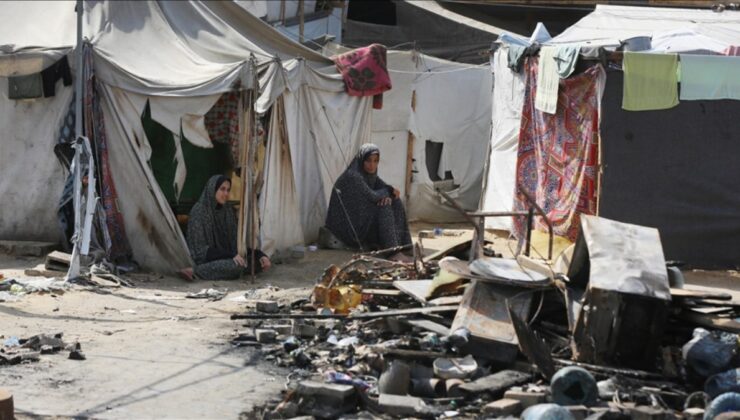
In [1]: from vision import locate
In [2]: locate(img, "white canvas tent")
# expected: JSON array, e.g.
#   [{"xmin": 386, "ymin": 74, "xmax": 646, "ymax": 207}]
[
  {"xmin": 549, "ymin": 4, "xmax": 740, "ymax": 54},
  {"xmin": 0, "ymin": 1, "xmax": 373, "ymax": 273},
  {"xmin": 370, "ymin": 50, "xmax": 493, "ymax": 222}
]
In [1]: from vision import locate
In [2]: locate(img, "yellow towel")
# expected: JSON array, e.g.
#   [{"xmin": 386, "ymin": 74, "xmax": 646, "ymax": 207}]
[{"xmin": 622, "ymin": 52, "xmax": 679, "ymax": 111}]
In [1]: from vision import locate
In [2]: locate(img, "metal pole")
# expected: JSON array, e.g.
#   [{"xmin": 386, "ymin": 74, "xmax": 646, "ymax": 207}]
[
  {"xmin": 298, "ymin": 0, "xmax": 305, "ymax": 43},
  {"xmin": 75, "ymin": 0, "xmax": 83, "ymax": 138},
  {"xmin": 66, "ymin": 0, "xmax": 85, "ymax": 281}
]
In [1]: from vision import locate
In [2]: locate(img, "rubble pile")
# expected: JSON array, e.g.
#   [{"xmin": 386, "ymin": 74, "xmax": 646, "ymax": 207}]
[
  {"xmin": 232, "ymin": 217, "xmax": 740, "ymax": 419},
  {"xmin": 1, "ymin": 333, "xmax": 85, "ymax": 365}
]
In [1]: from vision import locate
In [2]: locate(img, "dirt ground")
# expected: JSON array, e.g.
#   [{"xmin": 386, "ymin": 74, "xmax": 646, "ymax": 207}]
[{"xmin": 1, "ymin": 223, "xmax": 738, "ymax": 419}]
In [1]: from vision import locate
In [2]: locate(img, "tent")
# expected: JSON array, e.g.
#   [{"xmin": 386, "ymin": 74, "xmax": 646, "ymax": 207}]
[
  {"xmin": 369, "ymin": 50, "xmax": 493, "ymax": 222},
  {"xmin": 480, "ymin": 5, "xmax": 740, "ymax": 267},
  {"xmin": 0, "ymin": 1, "xmax": 374, "ymax": 273}
]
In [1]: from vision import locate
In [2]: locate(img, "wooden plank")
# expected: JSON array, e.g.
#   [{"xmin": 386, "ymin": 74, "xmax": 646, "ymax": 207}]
[
  {"xmin": 351, "ymin": 305, "xmax": 458, "ymax": 319},
  {"xmin": 458, "ymin": 370, "xmax": 532, "ymax": 396},
  {"xmin": 427, "ymin": 295, "xmax": 463, "ymax": 307},
  {"xmin": 671, "ymin": 288, "xmax": 732, "ymax": 301},
  {"xmin": 230, "ymin": 305, "xmax": 458, "ymax": 320},
  {"xmin": 677, "ymin": 310, "xmax": 740, "ymax": 334},
  {"xmin": 362, "ymin": 289, "xmax": 402, "ymax": 297}
]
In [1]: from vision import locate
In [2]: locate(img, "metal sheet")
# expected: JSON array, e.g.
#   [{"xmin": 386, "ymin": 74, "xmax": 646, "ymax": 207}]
[
  {"xmin": 581, "ymin": 215, "xmax": 671, "ymax": 301},
  {"xmin": 440, "ymin": 257, "xmax": 552, "ymax": 289},
  {"xmin": 508, "ymin": 302, "xmax": 556, "ymax": 380},
  {"xmin": 451, "ymin": 280, "xmax": 532, "ymax": 347}
]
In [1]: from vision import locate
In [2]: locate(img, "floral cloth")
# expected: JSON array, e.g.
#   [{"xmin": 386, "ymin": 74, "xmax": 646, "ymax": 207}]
[
  {"xmin": 513, "ymin": 58, "xmax": 605, "ymax": 242},
  {"xmin": 333, "ymin": 44, "xmax": 392, "ymax": 109}
]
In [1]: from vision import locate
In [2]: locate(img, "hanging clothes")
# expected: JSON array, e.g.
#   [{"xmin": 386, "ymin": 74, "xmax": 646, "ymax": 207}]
[
  {"xmin": 622, "ymin": 52, "xmax": 679, "ymax": 111},
  {"xmin": 513, "ymin": 58, "xmax": 605, "ymax": 242},
  {"xmin": 554, "ymin": 45, "xmax": 581, "ymax": 78},
  {"xmin": 186, "ymin": 175, "xmax": 265, "ymax": 279},
  {"xmin": 679, "ymin": 54, "xmax": 740, "ymax": 101},
  {"xmin": 535, "ymin": 46, "xmax": 560, "ymax": 114},
  {"xmin": 507, "ymin": 44, "xmax": 528, "ymax": 72},
  {"xmin": 325, "ymin": 144, "xmax": 411, "ymax": 250}
]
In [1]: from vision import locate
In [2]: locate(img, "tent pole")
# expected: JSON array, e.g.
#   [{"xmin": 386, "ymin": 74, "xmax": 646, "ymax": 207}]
[
  {"xmin": 298, "ymin": 0, "xmax": 305, "ymax": 44},
  {"xmin": 66, "ymin": 0, "xmax": 85, "ymax": 281},
  {"xmin": 404, "ymin": 90, "xmax": 416, "ymax": 203}
]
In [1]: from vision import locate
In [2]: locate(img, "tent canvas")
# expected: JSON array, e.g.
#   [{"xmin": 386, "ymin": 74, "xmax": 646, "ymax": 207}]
[{"xmin": 0, "ymin": 0, "xmax": 372, "ymax": 274}]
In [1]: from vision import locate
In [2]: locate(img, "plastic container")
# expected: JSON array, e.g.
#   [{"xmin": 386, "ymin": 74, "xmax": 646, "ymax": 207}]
[
  {"xmin": 522, "ymin": 404, "xmax": 575, "ymax": 420},
  {"xmin": 706, "ymin": 369, "xmax": 740, "ymax": 398},
  {"xmin": 551, "ymin": 366, "xmax": 599, "ymax": 406},
  {"xmin": 705, "ymin": 392, "xmax": 740, "ymax": 420}
]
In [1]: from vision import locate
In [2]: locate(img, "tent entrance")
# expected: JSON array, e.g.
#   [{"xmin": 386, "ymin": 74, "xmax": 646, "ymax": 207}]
[{"xmin": 140, "ymin": 101, "xmax": 234, "ymax": 225}]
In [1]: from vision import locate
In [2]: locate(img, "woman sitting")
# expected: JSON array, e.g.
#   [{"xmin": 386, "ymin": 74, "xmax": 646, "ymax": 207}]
[
  {"xmin": 325, "ymin": 143, "xmax": 412, "ymax": 261},
  {"xmin": 180, "ymin": 175, "xmax": 271, "ymax": 280}
]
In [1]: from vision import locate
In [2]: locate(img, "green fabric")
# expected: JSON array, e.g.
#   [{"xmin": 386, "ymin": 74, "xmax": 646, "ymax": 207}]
[
  {"xmin": 622, "ymin": 52, "xmax": 679, "ymax": 111},
  {"xmin": 141, "ymin": 102, "xmax": 231, "ymax": 213}
]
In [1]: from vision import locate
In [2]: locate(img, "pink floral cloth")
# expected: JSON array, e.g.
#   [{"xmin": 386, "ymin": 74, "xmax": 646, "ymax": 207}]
[{"xmin": 333, "ymin": 43, "xmax": 392, "ymax": 109}]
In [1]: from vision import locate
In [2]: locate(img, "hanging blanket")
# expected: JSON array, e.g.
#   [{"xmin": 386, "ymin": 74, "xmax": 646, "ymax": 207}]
[
  {"xmin": 204, "ymin": 90, "xmax": 240, "ymax": 166},
  {"xmin": 512, "ymin": 58, "xmax": 606, "ymax": 242},
  {"xmin": 333, "ymin": 43, "xmax": 391, "ymax": 109}
]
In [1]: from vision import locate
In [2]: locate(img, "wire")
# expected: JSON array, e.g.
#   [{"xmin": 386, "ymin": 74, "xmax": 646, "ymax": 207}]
[{"xmin": 388, "ymin": 62, "xmax": 489, "ymax": 75}]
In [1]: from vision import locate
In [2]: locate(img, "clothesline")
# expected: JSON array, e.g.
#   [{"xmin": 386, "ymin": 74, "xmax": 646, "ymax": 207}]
[{"xmin": 388, "ymin": 63, "xmax": 488, "ymax": 75}]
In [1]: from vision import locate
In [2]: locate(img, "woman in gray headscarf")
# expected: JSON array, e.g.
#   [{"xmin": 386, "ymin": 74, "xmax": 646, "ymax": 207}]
[
  {"xmin": 179, "ymin": 175, "xmax": 271, "ymax": 280},
  {"xmin": 325, "ymin": 143, "xmax": 412, "ymax": 261}
]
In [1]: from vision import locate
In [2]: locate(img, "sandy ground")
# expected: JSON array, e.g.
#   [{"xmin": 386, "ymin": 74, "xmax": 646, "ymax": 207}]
[
  {"xmin": 0, "ymin": 223, "xmax": 471, "ymax": 419},
  {"xmin": 1, "ymin": 223, "xmax": 738, "ymax": 419}
]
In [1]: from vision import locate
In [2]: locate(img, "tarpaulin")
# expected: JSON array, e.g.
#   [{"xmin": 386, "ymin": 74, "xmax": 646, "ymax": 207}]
[{"xmin": 480, "ymin": 48, "xmax": 525, "ymax": 231}]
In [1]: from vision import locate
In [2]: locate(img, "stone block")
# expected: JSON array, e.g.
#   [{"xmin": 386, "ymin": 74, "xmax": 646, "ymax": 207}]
[
  {"xmin": 503, "ymin": 389, "xmax": 547, "ymax": 409},
  {"xmin": 256, "ymin": 300, "xmax": 279, "ymax": 313},
  {"xmin": 377, "ymin": 394, "xmax": 430, "ymax": 417},
  {"xmin": 296, "ymin": 381, "xmax": 356, "ymax": 418},
  {"xmin": 483, "ymin": 398, "xmax": 522, "ymax": 417},
  {"xmin": 255, "ymin": 329, "xmax": 277, "ymax": 344}
]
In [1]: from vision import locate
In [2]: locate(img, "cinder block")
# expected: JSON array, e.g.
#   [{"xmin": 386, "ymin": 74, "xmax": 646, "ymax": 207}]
[
  {"xmin": 255, "ymin": 329, "xmax": 277, "ymax": 343},
  {"xmin": 256, "ymin": 300, "xmax": 279, "ymax": 313},
  {"xmin": 483, "ymin": 398, "xmax": 522, "ymax": 417}
]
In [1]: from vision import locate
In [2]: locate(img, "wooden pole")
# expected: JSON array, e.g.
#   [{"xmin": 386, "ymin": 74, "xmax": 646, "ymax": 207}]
[
  {"xmin": 280, "ymin": 0, "xmax": 286, "ymax": 25},
  {"xmin": 237, "ymin": 89, "xmax": 251, "ymax": 258},
  {"xmin": 404, "ymin": 90, "xmax": 416, "ymax": 203}
]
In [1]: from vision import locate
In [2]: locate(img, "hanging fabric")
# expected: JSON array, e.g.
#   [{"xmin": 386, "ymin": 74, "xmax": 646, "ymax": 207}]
[
  {"xmin": 333, "ymin": 43, "xmax": 392, "ymax": 109},
  {"xmin": 513, "ymin": 58, "xmax": 605, "ymax": 242},
  {"xmin": 83, "ymin": 45, "xmax": 133, "ymax": 262},
  {"xmin": 622, "ymin": 52, "xmax": 679, "ymax": 111}
]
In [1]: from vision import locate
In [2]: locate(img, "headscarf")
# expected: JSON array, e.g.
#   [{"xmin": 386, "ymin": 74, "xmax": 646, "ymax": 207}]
[
  {"xmin": 187, "ymin": 174, "xmax": 237, "ymax": 263},
  {"xmin": 348, "ymin": 143, "xmax": 380, "ymax": 187}
]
